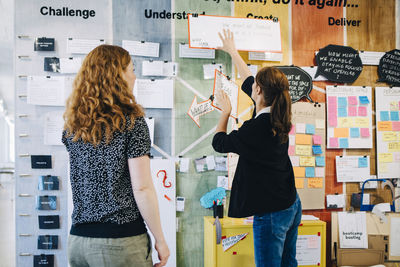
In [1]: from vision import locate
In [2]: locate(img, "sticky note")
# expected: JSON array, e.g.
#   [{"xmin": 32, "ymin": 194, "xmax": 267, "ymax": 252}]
[
  {"xmin": 339, "ymin": 138, "xmax": 349, "ymax": 148},
  {"xmin": 338, "ymin": 97, "xmax": 347, "ymax": 108},
  {"xmin": 382, "ymin": 132, "xmax": 398, "ymax": 141},
  {"xmin": 305, "ymin": 167, "xmax": 315, "ymax": 177},
  {"xmin": 377, "ymin": 121, "xmax": 392, "ymax": 131},
  {"xmin": 313, "ymin": 135, "xmax": 322, "ymax": 145},
  {"xmin": 354, "ymin": 118, "xmax": 370, "ymax": 128},
  {"xmin": 348, "ymin": 106, "xmax": 357, "ymax": 116},
  {"xmin": 290, "ymin": 156, "xmax": 299, "ymax": 167},
  {"xmin": 293, "ymin": 167, "xmax": 305, "ymax": 178},
  {"xmin": 300, "ymin": 156, "xmax": 315, "ymax": 167},
  {"xmin": 316, "ymin": 119, "xmax": 325, "ymax": 129},
  {"xmin": 306, "ymin": 124, "xmax": 315, "ymax": 135},
  {"xmin": 338, "ymin": 118, "xmax": 353, "ymax": 128},
  {"xmin": 315, "ymin": 167, "xmax": 324, "ymax": 177},
  {"xmin": 379, "ymin": 153, "xmax": 393, "ymax": 163},
  {"xmin": 334, "ymin": 128, "xmax": 349, "ymax": 138},
  {"xmin": 296, "ymin": 123, "xmax": 306, "ymax": 134},
  {"xmin": 390, "ymin": 111, "xmax": 399, "ymax": 121},
  {"xmin": 328, "ymin": 96, "xmax": 337, "ymax": 106},
  {"xmin": 350, "ymin": 128, "xmax": 360, "ymax": 138},
  {"xmin": 338, "ymin": 108, "xmax": 347, "ymax": 117},
  {"xmin": 288, "ymin": 145, "xmax": 295, "ymax": 156},
  {"xmin": 393, "ymin": 122, "xmax": 400, "ymax": 131},
  {"xmin": 358, "ymin": 157, "xmax": 368, "ymax": 168},
  {"xmin": 358, "ymin": 106, "xmax": 367, "ymax": 116},
  {"xmin": 348, "ymin": 96, "xmax": 358, "ymax": 105},
  {"xmin": 390, "ymin": 101, "xmax": 399, "ymax": 111},
  {"xmin": 295, "ymin": 145, "xmax": 312, "ymax": 156},
  {"xmin": 329, "ymin": 117, "xmax": 338, "ymax": 127},
  {"xmin": 328, "ymin": 104, "xmax": 337, "ymax": 113},
  {"xmin": 359, "ymin": 96, "xmax": 370, "ymax": 105},
  {"xmin": 296, "ymin": 134, "xmax": 312, "ymax": 145},
  {"xmin": 380, "ymin": 111, "xmax": 390, "ymax": 121},
  {"xmin": 330, "ymin": 138, "xmax": 339, "ymax": 148},
  {"xmin": 312, "ymin": 145, "xmax": 323, "ymax": 155},
  {"xmin": 388, "ymin": 142, "xmax": 400, "ymax": 152},
  {"xmin": 289, "ymin": 125, "xmax": 296, "ymax": 135},
  {"xmin": 295, "ymin": 178, "xmax": 304, "ymax": 189},
  {"xmin": 360, "ymin": 128, "xmax": 370, "ymax": 137},
  {"xmin": 289, "ymin": 135, "xmax": 296, "ymax": 146},
  {"xmin": 315, "ymin": 156, "xmax": 325, "ymax": 167},
  {"xmin": 308, "ymin": 178, "xmax": 323, "ymax": 188},
  {"xmin": 379, "ymin": 163, "xmax": 388, "ymax": 173}
]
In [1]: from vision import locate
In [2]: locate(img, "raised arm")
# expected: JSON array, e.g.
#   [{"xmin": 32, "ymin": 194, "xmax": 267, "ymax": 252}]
[{"xmin": 217, "ymin": 29, "xmax": 252, "ymax": 80}]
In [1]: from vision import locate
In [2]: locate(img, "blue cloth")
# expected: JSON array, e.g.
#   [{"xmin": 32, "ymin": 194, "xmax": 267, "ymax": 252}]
[
  {"xmin": 380, "ymin": 111, "xmax": 389, "ymax": 121},
  {"xmin": 200, "ymin": 187, "xmax": 226, "ymax": 209},
  {"xmin": 253, "ymin": 194, "xmax": 302, "ymax": 267},
  {"xmin": 350, "ymin": 128, "xmax": 360, "ymax": 138}
]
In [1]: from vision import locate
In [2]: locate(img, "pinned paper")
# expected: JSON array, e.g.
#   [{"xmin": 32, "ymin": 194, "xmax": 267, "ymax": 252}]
[
  {"xmin": 316, "ymin": 119, "xmax": 325, "ymax": 129},
  {"xmin": 308, "ymin": 178, "xmax": 323, "ymax": 188},
  {"xmin": 296, "ymin": 123, "xmax": 306, "ymax": 134},
  {"xmin": 290, "ymin": 156, "xmax": 300, "ymax": 167},
  {"xmin": 315, "ymin": 167, "xmax": 324, "ymax": 177},
  {"xmin": 391, "ymin": 111, "xmax": 399, "ymax": 121},
  {"xmin": 378, "ymin": 153, "xmax": 393, "ymax": 163},
  {"xmin": 359, "ymin": 96, "xmax": 370, "ymax": 104},
  {"xmin": 358, "ymin": 157, "xmax": 368, "ymax": 168},
  {"xmin": 327, "ymin": 194, "xmax": 345, "ymax": 209},
  {"xmin": 350, "ymin": 128, "xmax": 360, "ymax": 138},
  {"xmin": 382, "ymin": 132, "xmax": 398, "ymax": 141},
  {"xmin": 217, "ymin": 176, "xmax": 229, "ymax": 190},
  {"xmin": 339, "ymin": 138, "xmax": 349, "ymax": 148},
  {"xmin": 293, "ymin": 167, "xmax": 305, "ymax": 178},
  {"xmin": 296, "ymin": 145, "xmax": 312, "ymax": 156},
  {"xmin": 176, "ymin": 197, "xmax": 185, "ymax": 212},
  {"xmin": 315, "ymin": 156, "xmax": 325, "ymax": 167},
  {"xmin": 178, "ymin": 158, "xmax": 190, "ymax": 173},
  {"xmin": 334, "ymin": 128, "xmax": 349, "ymax": 138},
  {"xmin": 312, "ymin": 145, "xmax": 323, "ymax": 155},
  {"xmin": 358, "ymin": 106, "xmax": 367, "ymax": 116},
  {"xmin": 360, "ymin": 128, "xmax": 370, "ymax": 137},
  {"xmin": 306, "ymin": 124, "xmax": 315, "ymax": 135},
  {"xmin": 330, "ymin": 138, "xmax": 339, "ymax": 148},
  {"xmin": 300, "ymin": 156, "xmax": 315, "ymax": 167},
  {"xmin": 295, "ymin": 178, "xmax": 305, "ymax": 189},
  {"xmin": 377, "ymin": 121, "xmax": 392, "ymax": 131},
  {"xmin": 222, "ymin": 233, "xmax": 248, "ymax": 251},
  {"xmin": 296, "ymin": 134, "xmax": 312, "ymax": 145},
  {"xmin": 354, "ymin": 117, "xmax": 369, "ymax": 128},
  {"xmin": 380, "ymin": 111, "xmax": 390, "ymax": 121},
  {"xmin": 305, "ymin": 167, "xmax": 315, "ymax": 177},
  {"xmin": 313, "ymin": 135, "xmax": 322, "ymax": 145},
  {"xmin": 348, "ymin": 96, "xmax": 358, "ymax": 105},
  {"xmin": 348, "ymin": 106, "xmax": 357, "ymax": 116}
]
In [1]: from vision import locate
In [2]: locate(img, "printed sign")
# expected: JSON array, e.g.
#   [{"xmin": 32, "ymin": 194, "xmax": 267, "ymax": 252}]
[
  {"xmin": 187, "ymin": 96, "xmax": 215, "ymax": 127},
  {"xmin": 222, "ymin": 233, "xmax": 248, "ymax": 251},
  {"xmin": 378, "ymin": 49, "xmax": 400, "ymax": 86}
]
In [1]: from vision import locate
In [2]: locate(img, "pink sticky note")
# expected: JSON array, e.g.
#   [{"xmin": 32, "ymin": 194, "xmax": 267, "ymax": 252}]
[
  {"xmin": 330, "ymin": 137, "xmax": 339, "ymax": 148},
  {"xmin": 328, "ymin": 96, "xmax": 337, "ymax": 106},
  {"xmin": 288, "ymin": 145, "xmax": 295, "ymax": 156},
  {"xmin": 328, "ymin": 105, "xmax": 337, "ymax": 113},
  {"xmin": 313, "ymin": 135, "xmax": 322, "ymax": 145},
  {"xmin": 329, "ymin": 117, "xmax": 337, "ymax": 127},
  {"xmin": 393, "ymin": 122, "xmax": 400, "ymax": 131},
  {"xmin": 289, "ymin": 125, "xmax": 296, "ymax": 135},
  {"xmin": 358, "ymin": 106, "xmax": 367, "ymax": 116},
  {"xmin": 360, "ymin": 128, "xmax": 370, "ymax": 137},
  {"xmin": 348, "ymin": 106, "xmax": 357, "ymax": 116},
  {"xmin": 399, "ymin": 101, "xmax": 400, "ymax": 110},
  {"xmin": 348, "ymin": 96, "xmax": 358, "ymax": 105}
]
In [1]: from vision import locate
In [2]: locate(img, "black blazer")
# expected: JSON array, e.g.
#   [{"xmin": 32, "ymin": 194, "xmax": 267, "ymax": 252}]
[{"xmin": 212, "ymin": 76, "xmax": 296, "ymax": 218}]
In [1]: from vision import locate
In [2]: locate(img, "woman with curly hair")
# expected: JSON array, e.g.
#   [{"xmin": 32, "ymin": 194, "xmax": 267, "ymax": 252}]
[
  {"xmin": 63, "ymin": 44, "xmax": 169, "ymax": 267},
  {"xmin": 212, "ymin": 30, "xmax": 302, "ymax": 267}
]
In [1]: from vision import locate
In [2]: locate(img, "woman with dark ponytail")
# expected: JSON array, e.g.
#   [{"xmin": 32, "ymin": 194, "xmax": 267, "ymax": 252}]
[{"xmin": 212, "ymin": 30, "xmax": 302, "ymax": 267}]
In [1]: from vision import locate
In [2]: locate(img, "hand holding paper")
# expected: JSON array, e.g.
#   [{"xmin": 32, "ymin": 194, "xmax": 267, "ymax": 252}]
[{"xmin": 215, "ymin": 90, "xmax": 232, "ymax": 115}]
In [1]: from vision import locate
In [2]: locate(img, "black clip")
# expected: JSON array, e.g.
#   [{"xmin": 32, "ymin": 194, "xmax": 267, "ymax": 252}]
[
  {"xmin": 178, "ymin": 155, "xmax": 183, "ymax": 158},
  {"xmin": 46, "ymin": 76, "xmax": 51, "ymax": 79},
  {"xmin": 141, "ymin": 40, "xmax": 145, "ymax": 43},
  {"xmin": 310, "ymin": 66, "xmax": 314, "ymax": 68},
  {"xmin": 192, "ymin": 13, "xmax": 199, "ymax": 18},
  {"xmin": 148, "ymin": 117, "xmax": 153, "ymax": 119},
  {"xmin": 150, "ymin": 79, "xmax": 155, "ymax": 82},
  {"xmin": 212, "ymin": 61, "xmax": 216, "ymax": 65},
  {"xmin": 362, "ymin": 85, "xmax": 366, "ymax": 88},
  {"xmin": 149, "ymin": 59, "xmax": 153, "ymax": 62},
  {"xmin": 235, "ymin": 118, "xmax": 239, "ymax": 124},
  {"xmin": 209, "ymin": 95, "xmax": 214, "ymax": 101},
  {"xmin": 68, "ymin": 57, "xmax": 73, "ymax": 60},
  {"xmin": 149, "ymin": 154, "xmax": 154, "ymax": 159},
  {"xmin": 273, "ymin": 17, "xmax": 278, "ymax": 23},
  {"xmin": 164, "ymin": 60, "xmax": 168, "ymax": 63},
  {"xmin": 202, "ymin": 155, "xmax": 207, "ymax": 159},
  {"xmin": 100, "ymin": 39, "xmax": 104, "ymax": 42},
  {"xmin": 68, "ymin": 37, "xmax": 73, "ymax": 40},
  {"xmin": 226, "ymin": 76, "xmax": 231, "ymax": 81},
  {"xmin": 313, "ymin": 101, "xmax": 321, "ymax": 108},
  {"xmin": 180, "ymin": 42, "xmax": 186, "ymax": 45}
]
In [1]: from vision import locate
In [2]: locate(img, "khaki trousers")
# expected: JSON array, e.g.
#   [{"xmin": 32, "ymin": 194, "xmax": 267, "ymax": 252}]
[{"xmin": 68, "ymin": 233, "xmax": 153, "ymax": 267}]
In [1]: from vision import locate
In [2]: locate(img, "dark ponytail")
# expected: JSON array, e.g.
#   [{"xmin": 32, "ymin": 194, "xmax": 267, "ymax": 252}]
[{"xmin": 255, "ymin": 67, "xmax": 292, "ymax": 144}]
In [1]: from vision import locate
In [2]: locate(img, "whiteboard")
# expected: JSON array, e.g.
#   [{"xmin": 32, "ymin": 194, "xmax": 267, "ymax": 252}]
[
  {"xmin": 188, "ymin": 14, "xmax": 281, "ymax": 52},
  {"xmin": 375, "ymin": 87, "xmax": 400, "ymax": 178}
]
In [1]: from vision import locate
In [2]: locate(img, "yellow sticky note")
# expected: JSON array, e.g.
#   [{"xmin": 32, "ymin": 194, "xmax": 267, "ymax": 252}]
[
  {"xmin": 388, "ymin": 142, "xmax": 400, "ymax": 152},
  {"xmin": 353, "ymin": 117, "xmax": 370, "ymax": 128},
  {"xmin": 382, "ymin": 132, "xmax": 398, "ymax": 141},
  {"xmin": 296, "ymin": 134, "xmax": 312, "ymax": 145},
  {"xmin": 295, "ymin": 145, "xmax": 312, "ymax": 156},
  {"xmin": 334, "ymin": 128, "xmax": 349, "ymax": 138},
  {"xmin": 390, "ymin": 101, "xmax": 399, "ymax": 111},
  {"xmin": 295, "ymin": 178, "xmax": 304, "ymax": 189},
  {"xmin": 307, "ymin": 178, "xmax": 323, "ymax": 188},
  {"xmin": 293, "ymin": 167, "xmax": 305, "ymax": 178},
  {"xmin": 379, "ymin": 163, "xmax": 388, "ymax": 173},
  {"xmin": 299, "ymin": 156, "xmax": 315, "ymax": 167},
  {"xmin": 337, "ymin": 118, "xmax": 354, "ymax": 128},
  {"xmin": 378, "ymin": 121, "xmax": 393, "ymax": 131},
  {"xmin": 379, "ymin": 153, "xmax": 393, "ymax": 163}
]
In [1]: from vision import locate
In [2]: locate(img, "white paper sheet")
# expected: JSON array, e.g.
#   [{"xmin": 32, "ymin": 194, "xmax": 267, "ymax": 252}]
[
  {"xmin": 163, "ymin": 62, "xmax": 178, "ymax": 77},
  {"xmin": 338, "ymin": 212, "xmax": 368, "ymax": 249},
  {"xmin": 144, "ymin": 117, "xmax": 155, "ymax": 146},
  {"xmin": 237, "ymin": 64, "xmax": 258, "ymax": 79},
  {"xmin": 27, "ymin": 76, "xmax": 70, "ymax": 106},
  {"xmin": 66, "ymin": 38, "xmax": 105, "ymax": 54},
  {"xmin": 44, "ymin": 111, "xmax": 64, "ymax": 146},
  {"xmin": 178, "ymin": 43, "xmax": 215, "ymax": 59},
  {"xmin": 142, "ymin": 61, "xmax": 164, "ymax": 76},
  {"xmin": 122, "ymin": 40, "xmax": 159, "ymax": 57},
  {"xmin": 59, "ymin": 57, "xmax": 82, "ymax": 73},
  {"xmin": 335, "ymin": 156, "xmax": 371, "ymax": 182},
  {"xmin": 203, "ymin": 64, "xmax": 223, "ymax": 80},
  {"xmin": 176, "ymin": 196, "xmax": 185, "ymax": 212},
  {"xmin": 301, "ymin": 215, "xmax": 319, "ymax": 221},
  {"xmin": 359, "ymin": 51, "xmax": 385, "ymax": 65},
  {"xmin": 178, "ymin": 158, "xmax": 190, "ymax": 173},
  {"xmin": 212, "ymin": 70, "xmax": 239, "ymax": 118},
  {"xmin": 133, "ymin": 79, "xmax": 173, "ymax": 109},
  {"xmin": 188, "ymin": 14, "xmax": 281, "ymax": 52},
  {"xmin": 326, "ymin": 194, "xmax": 345, "ymax": 209},
  {"xmin": 390, "ymin": 217, "xmax": 400, "ymax": 257},
  {"xmin": 248, "ymin": 52, "xmax": 283, "ymax": 62},
  {"xmin": 296, "ymin": 235, "xmax": 321, "ymax": 265},
  {"xmin": 217, "ymin": 176, "xmax": 229, "ymax": 190},
  {"xmin": 206, "ymin": 155, "xmax": 216, "ymax": 170},
  {"xmin": 301, "ymin": 66, "xmax": 328, "ymax": 81}
]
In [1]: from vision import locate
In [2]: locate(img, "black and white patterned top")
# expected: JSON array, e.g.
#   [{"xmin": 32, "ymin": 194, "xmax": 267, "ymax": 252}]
[{"xmin": 62, "ymin": 116, "xmax": 151, "ymax": 236}]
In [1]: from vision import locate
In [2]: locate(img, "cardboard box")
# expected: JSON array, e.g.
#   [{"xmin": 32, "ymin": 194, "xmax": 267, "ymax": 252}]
[{"xmin": 337, "ymin": 248, "xmax": 384, "ymax": 266}]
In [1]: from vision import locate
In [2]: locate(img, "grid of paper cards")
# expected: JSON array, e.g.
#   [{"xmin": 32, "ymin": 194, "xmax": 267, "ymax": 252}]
[
  {"xmin": 288, "ymin": 121, "xmax": 325, "ymax": 189},
  {"xmin": 326, "ymin": 86, "xmax": 373, "ymax": 149},
  {"xmin": 375, "ymin": 87, "xmax": 400, "ymax": 178}
]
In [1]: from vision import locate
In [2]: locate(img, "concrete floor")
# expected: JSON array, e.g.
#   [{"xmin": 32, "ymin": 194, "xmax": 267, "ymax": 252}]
[{"xmin": 0, "ymin": 173, "xmax": 15, "ymax": 267}]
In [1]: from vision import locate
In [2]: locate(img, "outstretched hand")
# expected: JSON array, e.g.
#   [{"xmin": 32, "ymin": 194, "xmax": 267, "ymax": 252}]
[{"xmin": 217, "ymin": 29, "xmax": 237, "ymax": 55}]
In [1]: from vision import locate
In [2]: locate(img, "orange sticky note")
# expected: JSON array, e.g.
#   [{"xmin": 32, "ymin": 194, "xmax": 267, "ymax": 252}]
[
  {"xmin": 293, "ymin": 167, "xmax": 305, "ymax": 178},
  {"xmin": 296, "ymin": 134, "xmax": 312, "ymax": 145},
  {"xmin": 295, "ymin": 178, "xmax": 304, "ymax": 189},
  {"xmin": 334, "ymin": 128, "xmax": 349, "ymax": 138},
  {"xmin": 377, "ymin": 121, "xmax": 392, "ymax": 131},
  {"xmin": 307, "ymin": 178, "xmax": 323, "ymax": 188}
]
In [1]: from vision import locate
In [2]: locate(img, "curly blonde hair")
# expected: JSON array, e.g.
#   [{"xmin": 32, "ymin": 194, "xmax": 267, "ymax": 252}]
[{"xmin": 63, "ymin": 44, "xmax": 144, "ymax": 145}]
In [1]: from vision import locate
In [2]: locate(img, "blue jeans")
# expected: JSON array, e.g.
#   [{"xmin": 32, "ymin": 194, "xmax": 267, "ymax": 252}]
[{"xmin": 253, "ymin": 194, "xmax": 302, "ymax": 267}]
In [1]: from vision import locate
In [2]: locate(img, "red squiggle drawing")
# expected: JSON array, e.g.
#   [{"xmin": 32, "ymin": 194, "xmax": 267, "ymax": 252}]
[{"xmin": 157, "ymin": 170, "xmax": 172, "ymax": 188}]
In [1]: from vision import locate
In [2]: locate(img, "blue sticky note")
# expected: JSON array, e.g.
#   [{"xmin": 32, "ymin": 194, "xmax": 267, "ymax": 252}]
[
  {"xmin": 350, "ymin": 128, "xmax": 360, "ymax": 138},
  {"xmin": 390, "ymin": 111, "xmax": 399, "ymax": 121},
  {"xmin": 358, "ymin": 157, "xmax": 368, "ymax": 168},
  {"xmin": 338, "ymin": 97, "xmax": 347, "ymax": 108},
  {"xmin": 380, "ymin": 111, "xmax": 389, "ymax": 121},
  {"xmin": 315, "ymin": 156, "xmax": 325, "ymax": 167},
  {"xmin": 338, "ymin": 108, "xmax": 347, "ymax": 117},
  {"xmin": 312, "ymin": 145, "xmax": 323, "ymax": 155},
  {"xmin": 305, "ymin": 167, "xmax": 315, "ymax": 178},
  {"xmin": 339, "ymin": 138, "xmax": 349, "ymax": 148},
  {"xmin": 306, "ymin": 124, "xmax": 315, "ymax": 135},
  {"xmin": 359, "ymin": 96, "xmax": 370, "ymax": 104}
]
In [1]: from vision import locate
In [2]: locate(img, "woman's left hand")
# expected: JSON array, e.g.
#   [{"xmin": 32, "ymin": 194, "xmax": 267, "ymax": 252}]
[{"xmin": 215, "ymin": 90, "xmax": 232, "ymax": 115}]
